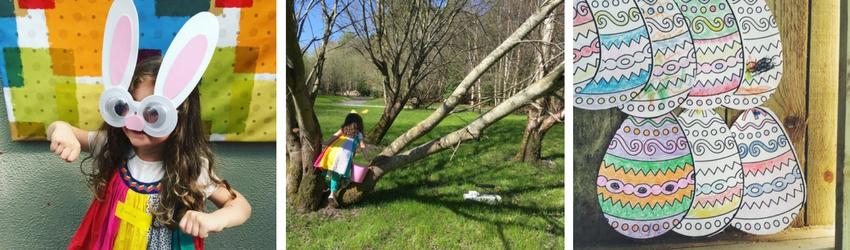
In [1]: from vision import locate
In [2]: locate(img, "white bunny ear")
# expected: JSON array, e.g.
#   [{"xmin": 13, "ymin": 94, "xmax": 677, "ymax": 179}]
[
  {"xmin": 101, "ymin": 0, "xmax": 139, "ymax": 90},
  {"xmin": 154, "ymin": 12, "xmax": 219, "ymax": 106}
]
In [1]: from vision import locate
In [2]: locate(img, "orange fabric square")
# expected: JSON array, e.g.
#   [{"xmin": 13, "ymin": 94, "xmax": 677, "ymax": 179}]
[
  {"xmin": 43, "ymin": 0, "xmax": 109, "ymax": 76},
  {"xmin": 236, "ymin": 0, "xmax": 274, "ymax": 73}
]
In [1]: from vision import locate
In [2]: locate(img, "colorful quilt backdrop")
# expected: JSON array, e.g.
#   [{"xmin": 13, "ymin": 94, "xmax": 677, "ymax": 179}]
[{"xmin": 0, "ymin": 0, "xmax": 275, "ymax": 141}]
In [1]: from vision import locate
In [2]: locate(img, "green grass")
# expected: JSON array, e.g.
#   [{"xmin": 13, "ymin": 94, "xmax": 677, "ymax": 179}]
[
  {"xmin": 288, "ymin": 95, "xmax": 564, "ymax": 249},
  {"xmin": 313, "ymin": 95, "xmax": 351, "ymax": 106},
  {"xmin": 363, "ymin": 97, "xmax": 386, "ymax": 107}
]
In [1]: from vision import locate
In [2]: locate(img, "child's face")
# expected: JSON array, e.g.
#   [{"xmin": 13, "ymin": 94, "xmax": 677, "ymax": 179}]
[{"xmin": 123, "ymin": 76, "xmax": 170, "ymax": 148}]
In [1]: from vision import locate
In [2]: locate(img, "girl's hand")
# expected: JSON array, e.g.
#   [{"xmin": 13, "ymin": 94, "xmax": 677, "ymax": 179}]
[
  {"xmin": 179, "ymin": 210, "xmax": 227, "ymax": 238},
  {"xmin": 48, "ymin": 121, "xmax": 81, "ymax": 162}
]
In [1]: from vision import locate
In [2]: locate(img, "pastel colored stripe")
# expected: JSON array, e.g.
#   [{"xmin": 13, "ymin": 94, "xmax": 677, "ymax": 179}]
[
  {"xmin": 601, "ymin": 153, "xmax": 693, "ymax": 176},
  {"xmin": 742, "ymin": 149, "xmax": 796, "ymax": 176},
  {"xmin": 598, "ymin": 182, "xmax": 694, "ymax": 209},
  {"xmin": 599, "ymin": 193, "xmax": 693, "ymax": 220},
  {"xmin": 687, "ymin": 194, "xmax": 741, "ymax": 218},
  {"xmin": 694, "ymin": 184, "xmax": 742, "ymax": 207}
]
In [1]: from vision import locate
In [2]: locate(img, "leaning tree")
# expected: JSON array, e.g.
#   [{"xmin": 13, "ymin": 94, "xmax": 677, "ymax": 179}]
[{"xmin": 339, "ymin": 0, "xmax": 565, "ymax": 205}]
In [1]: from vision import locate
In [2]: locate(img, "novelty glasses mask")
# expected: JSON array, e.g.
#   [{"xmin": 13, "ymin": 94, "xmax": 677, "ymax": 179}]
[{"xmin": 99, "ymin": 0, "xmax": 219, "ymax": 137}]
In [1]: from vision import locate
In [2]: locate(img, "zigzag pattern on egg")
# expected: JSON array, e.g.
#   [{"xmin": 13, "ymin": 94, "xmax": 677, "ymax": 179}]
[
  {"xmin": 573, "ymin": 0, "xmax": 600, "ymax": 94},
  {"xmin": 729, "ymin": 107, "xmax": 806, "ymax": 235},
  {"xmin": 678, "ymin": 0, "xmax": 744, "ymax": 109},
  {"xmin": 674, "ymin": 108, "xmax": 743, "ymax": 237},
  {"xmin": 740, "ymin": 186, "xmax": 804, "ymax": 210},
  {"xmin": 694, "ymin": 162, "xmax": 740, "ymax": 176},
  {"xmin": 620, "ymin": 0, "xmax": 696, "ymax": 118},
  {"xmin": 727, "ymin": 0, "xmax": 783, "ymax": 109},
  {"xmin": 597, "ymin": 113, "xmax": 694, "ymax": 239},
  {"xmin": 575, "ymin": 0, "xmax": 652, "ymax": 110}
]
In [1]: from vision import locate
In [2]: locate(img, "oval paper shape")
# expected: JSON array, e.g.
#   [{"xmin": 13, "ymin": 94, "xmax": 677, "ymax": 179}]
[
  {"xmin": 730, "ymin": 107, "xmax": 805, "ymax": 235},
  {"xmin": 573, "ymin": 0, "xmax": 600, "ymax": 92},
  {"xmin": 598, "ymin": 113, "xmax": 695, "ymax": 239},
  {"xmin": 726, "ymin": 0, "xmax": 783, "ymax": 109},
  {"xmin": 674, "ymin": 109, "xmax": 743, "ymax": 237},
  {"xmin": 575, "ymin": 0, "xmax": 652, "ymax": 110},
  {"xmin": 677, "ymin": 0, "xmax": 744, "ymax": 109},
  {"xmin": 620, "ymin": 0, "xmax": 696, "ymax": 117}
]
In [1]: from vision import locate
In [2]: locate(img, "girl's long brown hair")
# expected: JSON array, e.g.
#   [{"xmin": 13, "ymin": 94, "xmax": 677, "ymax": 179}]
[{"xmin": 81, "ymin": 57, "xmax": 235, "ymax": 228}]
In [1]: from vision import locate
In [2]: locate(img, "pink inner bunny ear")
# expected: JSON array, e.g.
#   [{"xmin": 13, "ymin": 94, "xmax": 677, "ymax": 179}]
[
  {"xmin": 162, "ymin": 35, "xmax": 208, "ymax": 99},
  {"xmin": 110, "ymin": 16, "xmax": 133, "ymax": 87}
]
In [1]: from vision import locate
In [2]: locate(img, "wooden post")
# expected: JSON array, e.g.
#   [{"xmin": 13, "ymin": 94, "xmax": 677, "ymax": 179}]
[
  {"xmin": 838, "ymin": 0, "xmax": 849, "ymax": 247},
  {"xmin": 807, "ymin": 0, "xmax": 840, "ymax": 226}
]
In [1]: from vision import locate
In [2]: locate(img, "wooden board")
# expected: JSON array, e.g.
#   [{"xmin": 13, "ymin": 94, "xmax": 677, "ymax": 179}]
[{"xmin": 806, "ymin": 0, "xmax": 840, "ymax": 226}]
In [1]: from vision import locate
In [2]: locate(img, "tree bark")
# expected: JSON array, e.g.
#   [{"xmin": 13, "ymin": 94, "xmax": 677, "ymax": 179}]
[
  {"xmin": 514, "ymin": 98, "xmax": 544, "ymax": 162},
  {"xmin": 286, "ymin": 93, "xmax": 303, "ymax": 197},
  {"xmin": 515, "ymin": 8, "xmax": 560, "ymax": 163},
  {"xmin": 340, "ymin": 62, "xmax": 564, "ymax": 204},
  {"xmin": 514, "ymin": 97, "xmax": 563, "ymax": 163},
  {"xmin": 287, "ymin": 0, "xmax": 325, "ymax": 212},
  {"xmin": 367, "ymin": 99, "xmax": 405, "ymax": 143}
]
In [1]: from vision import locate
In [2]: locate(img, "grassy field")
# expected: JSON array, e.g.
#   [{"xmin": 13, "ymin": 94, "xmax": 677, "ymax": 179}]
[{"xmin": 287, "ymin": 96, "xmax": 564, "ymax": 249}]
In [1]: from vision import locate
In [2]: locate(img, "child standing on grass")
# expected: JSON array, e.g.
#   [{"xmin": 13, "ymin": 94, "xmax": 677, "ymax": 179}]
[{"xmin": 313, "ymin": 112, "xmax": 369, "ymax": 207}]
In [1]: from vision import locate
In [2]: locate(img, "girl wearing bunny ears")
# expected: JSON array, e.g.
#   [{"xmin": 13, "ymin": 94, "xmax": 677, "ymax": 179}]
[{"xmin": 46, "ymin": 0, "xmax": 250, "ymax": 249}]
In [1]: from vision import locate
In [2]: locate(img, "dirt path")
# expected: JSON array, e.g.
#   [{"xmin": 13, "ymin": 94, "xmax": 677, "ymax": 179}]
[{"xmin": 337, "ymin": 97, "xmax": 384, "ymax": 108}]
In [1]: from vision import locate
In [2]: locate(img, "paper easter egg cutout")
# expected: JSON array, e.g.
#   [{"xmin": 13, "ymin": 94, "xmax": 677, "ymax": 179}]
[
  {"xmin": 573, "ymin": 0, "xmax": 600, "ymax": 94},
  {"xmin": 725, "ymin": 0, "xmax": 784, "ymax": 109},
  {"xmin": 677, "ymin": 0, "xmax": 745, "ymax": 109},
  {"xmin": 575, "ymin": 0, "xmax": 652, "ymax": 110},
  {"xmin": 674, "ymin": 109, "xmax": 743, "ymax": 237},
  {"xmin": 597, "ymin": 113, "xmax": 695, "ymax": 239},
  {"xmin": 620, "ymin": 0, "xmax": 696, "ymax": 118},
  {"xmin": 730, "ymin": 107, "xmax": 805, "ymax": 235}
]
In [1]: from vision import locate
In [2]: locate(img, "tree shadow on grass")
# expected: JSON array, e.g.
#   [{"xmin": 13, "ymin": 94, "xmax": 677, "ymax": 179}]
[
  {"xmin": 358, "ymin": 181, "xmax": 564, "ymax": 249},
  {"xmin": 340, "ymin": 116, "xmax": 564, "ymax": 248},
  {"xmin": 349, "ymin": 155, "xmax": 564, "ymax": 249}
]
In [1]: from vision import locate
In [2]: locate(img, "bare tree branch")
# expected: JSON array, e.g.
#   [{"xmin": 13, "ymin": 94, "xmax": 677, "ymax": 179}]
[{"xmin": 380, "ymin": 0, "xmax": 564, "ymax": 156}]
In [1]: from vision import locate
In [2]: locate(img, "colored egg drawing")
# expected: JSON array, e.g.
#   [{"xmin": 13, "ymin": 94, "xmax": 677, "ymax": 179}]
[
  {"xmin": 597, "ymin": 113, "xmax": 695, "ymax": 239},
  {"xmin": 573, "ymin": 0, "xmax": 600, "ymax": 91},
  {"xmin": 674, "ymin": 109, "xmax": 743, "ymax": 237},
  {"xmin": 730, "ymin": 107, "xmax": 805, "ymax": 235},
  {"xmin": 677, "ymin": 0, "xmax": 744, "ymax": 109},
  {"xmin": 726, "ymin": 0, "xmax": 784, "ymax": 109},
  {"xmin": 575, "ymin": 0, "xmax": 652, "ymax": 110},
  {"xmin": 620, "ymin": 0, "xmax": 696, "ymax": 118}
]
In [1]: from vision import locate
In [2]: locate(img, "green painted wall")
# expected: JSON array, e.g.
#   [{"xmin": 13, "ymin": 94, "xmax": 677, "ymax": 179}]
[{"xmin": 0, "ymin": 98, "xmax": 276, "ymax": 249}]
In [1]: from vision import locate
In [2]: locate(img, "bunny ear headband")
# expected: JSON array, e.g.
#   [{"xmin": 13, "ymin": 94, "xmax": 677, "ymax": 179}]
[
  {"xmin": 349, "ymin": 109, "xmax": 369, "ymax": 115},
  {"xmin": 99, "ymin": 0, "xmax": 219, "ymax": 137}
]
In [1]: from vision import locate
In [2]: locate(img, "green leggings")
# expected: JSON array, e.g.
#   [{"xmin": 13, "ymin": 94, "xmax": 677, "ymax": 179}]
[{"xmin": 329, "ymin": 172, "xmax": 342, "ymax": 193}]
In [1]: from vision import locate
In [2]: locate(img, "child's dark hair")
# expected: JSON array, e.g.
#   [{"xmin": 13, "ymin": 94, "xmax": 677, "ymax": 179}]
[
  {"xmin": 81, "ymin": 56, "xmax": 236, "ymax": 228},
  {"xmin": 341, "ymin": 113, "xmax": 364, "ymax": 136}
]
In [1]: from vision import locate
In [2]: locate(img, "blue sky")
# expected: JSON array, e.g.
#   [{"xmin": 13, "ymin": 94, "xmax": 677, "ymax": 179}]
[{"xmin": 296, "ymin": 1, "xmax": 345, "ymax": 53}]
